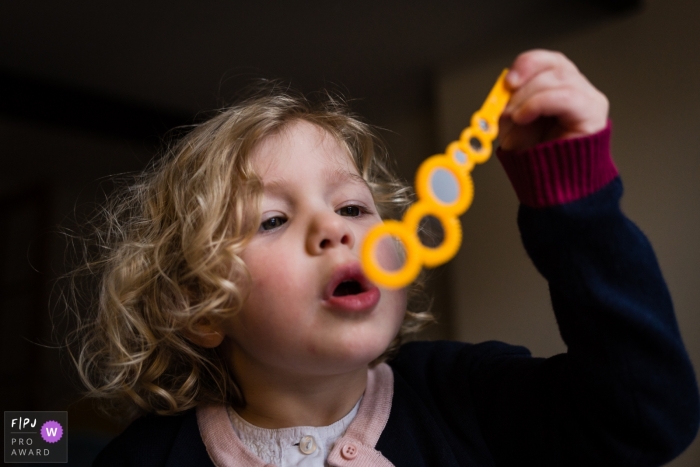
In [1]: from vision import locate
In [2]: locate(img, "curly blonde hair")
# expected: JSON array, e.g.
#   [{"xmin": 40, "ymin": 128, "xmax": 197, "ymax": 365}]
[{"xmin": 69, "ymin": 86, "xmax": 434, "ymax": 417}]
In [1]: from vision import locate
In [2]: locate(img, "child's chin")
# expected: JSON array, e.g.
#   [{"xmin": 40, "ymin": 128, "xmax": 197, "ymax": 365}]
[{"xmin": 319, "ymin": 338, "xmax": 392, "ymax": 369}]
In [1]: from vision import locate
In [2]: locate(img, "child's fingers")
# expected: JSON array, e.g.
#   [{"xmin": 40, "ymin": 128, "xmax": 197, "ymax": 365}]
[
  {"xmin": 500, "ymin": 86, "xmax": 607, "ymax": 150},
  {"xmin": 511, "ymin": 82, "xmax": 608, "ymax": 134},
  {"xmin": 504, "ymin": 68, "xmax": 571, "ymax": 118},
  {"xmin": 505, "ymin": 54, "xmax": 588, "ymax": 117},
  {"xmin": 503, "ymin": 49, "xmax": 609, "ymax": 140},
  {"xmin": 506, "ymin": 49, "xmax": 577, "ymax": 90},
  {"xmin": 510, "ymin": 86, "xmax": 588, "ymax": 127}
]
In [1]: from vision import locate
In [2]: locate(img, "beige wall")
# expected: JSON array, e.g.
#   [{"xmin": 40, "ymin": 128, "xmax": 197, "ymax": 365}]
[{"xmin": 435, "ymin": 1, "xmax": 700, "ymax": 464}]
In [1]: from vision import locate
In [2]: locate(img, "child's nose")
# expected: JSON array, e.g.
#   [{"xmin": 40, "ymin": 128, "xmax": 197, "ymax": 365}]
[{"xmin": 306, "ymin": 211, "xmax": 355, "ymax": 255}]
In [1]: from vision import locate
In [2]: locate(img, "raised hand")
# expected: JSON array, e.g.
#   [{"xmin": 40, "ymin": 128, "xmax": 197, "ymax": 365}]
[{"xmin": 499, "ymin": 50, "xmax": 609, "ymax": 151}]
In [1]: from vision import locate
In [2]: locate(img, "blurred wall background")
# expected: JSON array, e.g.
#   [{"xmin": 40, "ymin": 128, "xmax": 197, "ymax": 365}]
[{"xmin": 1, "ymin": 0, "xmax": 697, "ymax": 465}]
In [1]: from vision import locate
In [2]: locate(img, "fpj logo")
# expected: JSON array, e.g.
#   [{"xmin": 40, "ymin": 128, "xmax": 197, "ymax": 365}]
[{"xmin": 4, "ymin": 411, "xmax": 68, "ymax": 463}]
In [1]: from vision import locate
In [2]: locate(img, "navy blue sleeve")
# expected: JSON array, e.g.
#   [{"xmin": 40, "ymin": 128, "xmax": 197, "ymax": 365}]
[{"xmin": 470, "ymin": 178, "xmax": 699, "ymax": 466}]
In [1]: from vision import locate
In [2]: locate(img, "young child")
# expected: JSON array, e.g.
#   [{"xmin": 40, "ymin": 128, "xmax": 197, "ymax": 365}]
[{"xmin": 77, "ymin": 50, "xmax": 699, "ymax": 466}]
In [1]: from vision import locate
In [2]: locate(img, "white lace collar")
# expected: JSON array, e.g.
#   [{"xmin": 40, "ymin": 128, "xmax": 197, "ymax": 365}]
[
  {"xmin": 226, "ymin": 400, "xmax": 360, "ymax": 466},
  {"xmin": 197, "ymin": 363, "xmax": 395, "ymax": 467}
]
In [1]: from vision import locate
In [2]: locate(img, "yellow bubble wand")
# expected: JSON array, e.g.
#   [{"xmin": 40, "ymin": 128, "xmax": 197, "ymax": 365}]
[{"xmin": 361, "ymin": 70, "xmax": 511, "ymax": 288}]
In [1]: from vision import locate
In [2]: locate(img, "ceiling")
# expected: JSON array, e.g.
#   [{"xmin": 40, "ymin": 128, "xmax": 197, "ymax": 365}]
[{"xmin": 0, "ymin": 0, "xmax": 641, "ymax": 141}]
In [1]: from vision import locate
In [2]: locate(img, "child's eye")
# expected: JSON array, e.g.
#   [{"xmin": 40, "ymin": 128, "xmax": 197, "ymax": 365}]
[
  {"xmin": 337, "ymin": 205, "xmax": 363, "ymax": 217},
  {"xmin": 260, "ymin": 216, "xmax": 287, "ymax": 231}
]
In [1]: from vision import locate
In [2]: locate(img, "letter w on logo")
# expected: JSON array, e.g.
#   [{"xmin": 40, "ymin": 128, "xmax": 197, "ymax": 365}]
[{"xmin": 46, "ymin": 428, "xmax": 58, "ymax": 437}]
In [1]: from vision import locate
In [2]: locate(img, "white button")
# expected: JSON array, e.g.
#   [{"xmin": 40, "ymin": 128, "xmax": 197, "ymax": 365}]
[{"xmin": 299, "ymin": 435, "xmax": 317, "ymax": 455}]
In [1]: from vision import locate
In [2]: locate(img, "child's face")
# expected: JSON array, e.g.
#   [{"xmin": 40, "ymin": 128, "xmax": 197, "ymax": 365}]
[{"xmin": 222, "ymin": 120, "xmax": 407, "ymax": 379}]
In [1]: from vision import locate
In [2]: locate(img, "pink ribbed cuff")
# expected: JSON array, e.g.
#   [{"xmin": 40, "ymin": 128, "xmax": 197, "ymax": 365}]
[{"xmin": 496, "ymin": 122, "xmax": 618, "ymax": 208}]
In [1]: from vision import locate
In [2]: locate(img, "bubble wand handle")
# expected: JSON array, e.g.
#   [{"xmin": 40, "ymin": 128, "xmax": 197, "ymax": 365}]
[{"xmin": 361, "ymin": 69, "xmax": 511, "ymax": 288}]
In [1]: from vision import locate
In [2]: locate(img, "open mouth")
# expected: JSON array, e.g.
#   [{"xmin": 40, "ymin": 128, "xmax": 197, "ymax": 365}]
[
  {"xmin": 332, "ymin": 280, "xmax": 364, "ymax": 297},
  {"xmin": 324, "ymin": 263, "xmax": 380, "ymax": 311}
]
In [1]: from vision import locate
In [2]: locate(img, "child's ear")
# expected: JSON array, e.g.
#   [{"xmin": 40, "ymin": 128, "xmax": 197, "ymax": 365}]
[{"xmin": 183, "ymin": 316, "xmax": 225, "ymax": 348}]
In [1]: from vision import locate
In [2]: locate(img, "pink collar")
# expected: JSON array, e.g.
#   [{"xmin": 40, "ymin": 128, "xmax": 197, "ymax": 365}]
[{"xmin": 197, "ymin": 363, "xmax": 395, "ymax": 467}]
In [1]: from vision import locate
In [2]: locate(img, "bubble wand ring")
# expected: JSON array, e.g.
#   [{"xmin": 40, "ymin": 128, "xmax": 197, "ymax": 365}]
[
  {"xmin": 361, "ymin": 69, "xmax": 511, "ymax": 288},
  {"xmin": 361, "ymin": 220, "xmax": 423, "ymax": 289}
]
